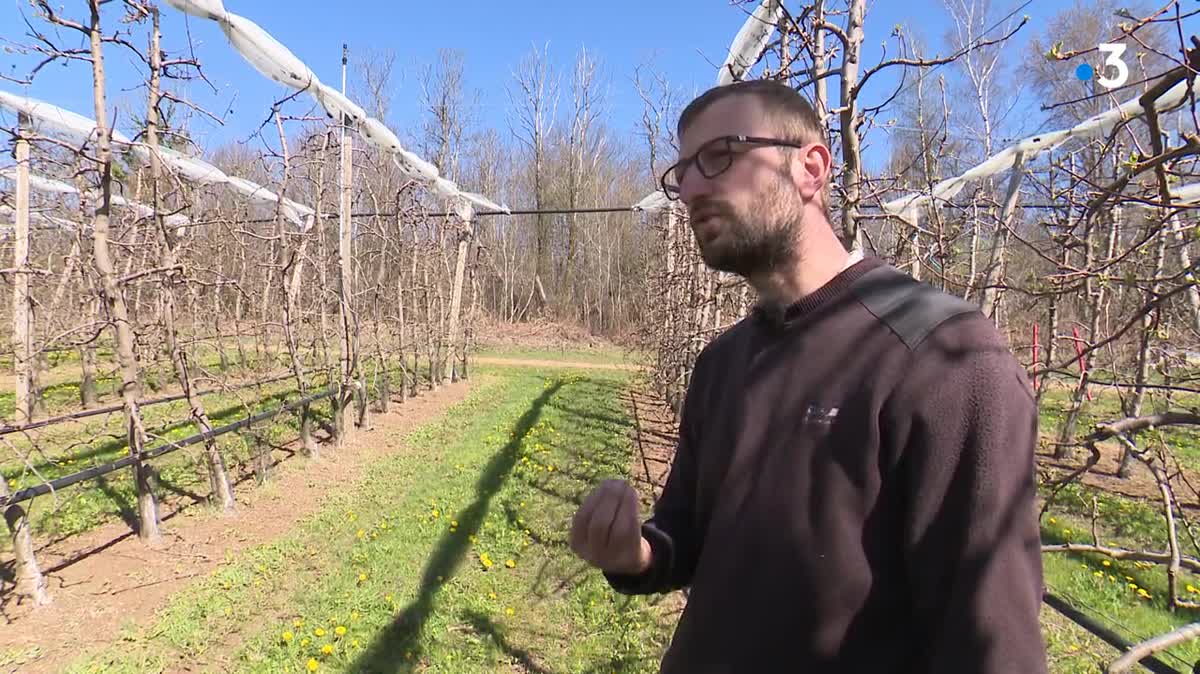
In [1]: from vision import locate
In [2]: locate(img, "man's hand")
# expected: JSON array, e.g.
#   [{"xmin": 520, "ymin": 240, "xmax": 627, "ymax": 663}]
[{"xmin": 570, "ymin": 479, "xmax": 653, "ymax": 576}]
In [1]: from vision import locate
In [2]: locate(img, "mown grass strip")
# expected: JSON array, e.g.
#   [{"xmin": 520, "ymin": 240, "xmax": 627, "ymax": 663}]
[{"xmin": 66, "ymin": 364, "xmax": 677, "ymax": 674}]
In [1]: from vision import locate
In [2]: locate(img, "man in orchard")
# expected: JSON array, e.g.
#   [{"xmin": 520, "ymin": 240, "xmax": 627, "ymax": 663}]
[{"xmin": 569, "ymin": 79, "xmax": 1047, "ymax": 673}]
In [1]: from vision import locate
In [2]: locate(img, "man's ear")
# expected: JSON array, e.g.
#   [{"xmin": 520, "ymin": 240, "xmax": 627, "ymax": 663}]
[{"xmin": 793, "ymin": 143, "xmax": 832, "ymax": 201}]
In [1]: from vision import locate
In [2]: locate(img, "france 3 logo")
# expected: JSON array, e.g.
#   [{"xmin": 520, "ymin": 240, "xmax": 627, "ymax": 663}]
[{"xmin": 1075, "ymin": 44, "xmax": 1130, "ymax": 89}]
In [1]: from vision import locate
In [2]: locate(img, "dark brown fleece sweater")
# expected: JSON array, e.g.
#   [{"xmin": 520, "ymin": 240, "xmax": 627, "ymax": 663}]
[{"xmin": 605, "ymin": 256, "xmax": 1047, "ymax": 674}]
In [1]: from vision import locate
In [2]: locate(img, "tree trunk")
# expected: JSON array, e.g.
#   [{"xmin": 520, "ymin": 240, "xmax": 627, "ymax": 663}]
[
  {"xmin": 424, "ymin": 256, "xmax": 438, "ymax": 391},
  {"xmin": 1118, "ymin": 206, "xmax": 1166, "ymax": 479},
  {"xmin": 444, "ymin": 232, "xmax": 470, "ymax": 383},
  {"xmin": 336, "ymin": 124, "xmax": 356, "ymax": 446},
  {"xmin": 146, "ymin": 9, "xmax": 236, "ymax": 511},
  {"xmin": 396, "ymin": 265, "xmax": 409, "ymax": 404},
  {"xmin": 836, "ymin": 0, "xmax": 865, "ymax": 252},
  {"xmin": 88, "ymin": 0, "xmax": 160, "ymax": 544},
  {"xmin": 1, "ymin": 479, "xmax": 50, "ymax": 606},
  {"xmin": 1056, "ymin": 204, "xmax": 1118, "ymax": 459},
  {"xmin": 980, "ymin": 151, "xmax": 1027, "ymax": 326},
  {"xmin": 10, "ymin": 114, "xmax": 33, "ymax": 425}
]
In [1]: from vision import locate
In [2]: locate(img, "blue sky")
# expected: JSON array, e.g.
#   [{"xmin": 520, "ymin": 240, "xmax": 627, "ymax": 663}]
[{"xmin": 2, "ymin": 1, "xmax": 1197, "ymax": 177}]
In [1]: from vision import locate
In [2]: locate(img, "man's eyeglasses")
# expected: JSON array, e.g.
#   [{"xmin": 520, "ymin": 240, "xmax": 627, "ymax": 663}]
[{"xmin": 660, "ymin": 135, "xmax": 808, "ymax": 200}]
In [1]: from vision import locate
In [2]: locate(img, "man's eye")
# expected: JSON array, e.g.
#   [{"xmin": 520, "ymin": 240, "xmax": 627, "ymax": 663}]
[{"xmin": 699, "ymin": 149, "xmax": 730, "ymax": 164}]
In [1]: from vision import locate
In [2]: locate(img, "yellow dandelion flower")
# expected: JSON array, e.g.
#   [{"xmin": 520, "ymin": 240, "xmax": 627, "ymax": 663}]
[
  {"xmin": 1138, "ymin": 589, "xmax": 1152, "ymax": 599},
  {"xmin": 432, "ymin": 509, "xmax": 440, "ymax": 518},
  {"xmin": 294, "ymin": 618, "xmax": 304, "ymax": 628},
  {"xmin": 1109, "ymin": 575, "xmax": 1116, "ymax": 582},
  {"xmin": 1063, "ymin": 528, "xmax": 1072, "ymax": 536},
  {"xmin": 314, "ymin": 627, "xmax": 326, "ymax": 637},
  {"xmin": 356, "ymin": 529, "xmax": 365, "ymax": 539},
  {"xmin": 358, "ymin": 573, "xmax": 368, "ymax": 583},
  {"xmin": 1188, "ymin": 584, "xmax": 1198, "ymax": 594},
  {"xmin": 1102, "ymin": 560, "xmax": 1111, "ymax": 567},
  {"xmin": 1068, "ymin": 645, "xmax": 1080, "ymax": 653},
  {"xmin": 301, "ymin": 638, "xmax": 311, "ymax": 647},
  {"xmin": 1093, "ymin": 571, "xmax": 1104, "ymax": 578},
  {"xmin": 321, "ymin": 644, "xmax": 334, "ymax": 655},
  {"xmin": 385, "ymin": 593, "xmax": 394, "ymax": 602},
  {"xmin": 488, "ymin": 591, "xmax": 497, "ymax": 600},
  {"xmin": 505, "ymin": 559, "xmax": 516, "ymax": 568},
  {"xmin": 505, "ymin": 607, "xmax": 514, "ymax": 616},
  {"xmin": 351, "ymin": 638, "xmax": 361, "ymax": 648},
  {"xmin": 1048, "ymin": 517, "xmax": 1056, "ymax": 524},
  {"xmin": 1128, "ymin": 583, "xmax": 1138, "ymax": 589},
  {"xmin": 371, "ymin": 531, "xmax": 379, "ymax": 539},
  {"xmin": 335, "ymin": 625, "xmax": 347, "ymax": 637},
  {"xmin": 451, "ymin": 520, "xmax": 459, "ymax": 527},
  {"xmin": 282, "ymin": 630, "xmax": 294, "ymax": 642},
  {"xmin": 307, "ymin": 659, "xmax": 319, "ymax": 672}
]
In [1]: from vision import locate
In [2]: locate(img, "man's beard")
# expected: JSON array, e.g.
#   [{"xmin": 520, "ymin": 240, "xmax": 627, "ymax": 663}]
[{"xmin": 689, "ymin": 179, "xmax": 802, "ymax": 278}]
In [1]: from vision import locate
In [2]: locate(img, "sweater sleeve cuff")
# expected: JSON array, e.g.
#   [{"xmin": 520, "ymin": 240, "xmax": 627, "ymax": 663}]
[{"xmin": 602, "ymin": 521, "xmax": 674, "ymax": 595}]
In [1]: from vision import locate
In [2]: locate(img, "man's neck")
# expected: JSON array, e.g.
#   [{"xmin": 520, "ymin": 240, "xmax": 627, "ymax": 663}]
[{"xmin": 749, "ymin": 238, "xmax": 857, "ymax": 311}]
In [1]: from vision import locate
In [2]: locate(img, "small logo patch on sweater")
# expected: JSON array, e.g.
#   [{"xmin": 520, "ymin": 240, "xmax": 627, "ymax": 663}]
[{"xmin": 802, "ymin": 403, "xmax": 840, "ymax": 426}]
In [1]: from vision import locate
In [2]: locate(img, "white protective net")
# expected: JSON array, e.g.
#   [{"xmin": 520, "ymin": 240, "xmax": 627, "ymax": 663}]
[
  {"xmin": 159, "ymin": 4, "xmax": 508, "ymax": 218},
  {"xmin": 718, "ymin": 0, "xmax": 783, "ymax": 86},
  {"xmin": 882, "ymin": 76, "xmax": 1200, "ymax": 222},
  {"xmin": 0, "ymin": 90, "xmax": 134, "ymax": 147}
]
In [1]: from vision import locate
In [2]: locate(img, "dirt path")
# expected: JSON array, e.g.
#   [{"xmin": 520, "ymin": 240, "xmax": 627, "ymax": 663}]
[
  {"xmin": 473, "ymin": 356, "xmax": 643, "ymax": 371},
  {"xmin": 0, "ymin": 380, "xmax": 473, "ymax": 674}
]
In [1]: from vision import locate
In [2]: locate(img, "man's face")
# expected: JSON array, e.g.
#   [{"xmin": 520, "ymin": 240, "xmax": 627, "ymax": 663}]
[{"xmin": 674, "ymin": 96, "xmax": 804, "ymax": 277}]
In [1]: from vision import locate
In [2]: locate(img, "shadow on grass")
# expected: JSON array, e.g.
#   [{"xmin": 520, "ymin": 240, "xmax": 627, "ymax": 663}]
[
  {"xmin": 461, "ymin": 609, "xmax": 555, "ymax": 674},
  {"xmin": 349, "ymin": 381, "xmax": 563, "ymax": 674}
]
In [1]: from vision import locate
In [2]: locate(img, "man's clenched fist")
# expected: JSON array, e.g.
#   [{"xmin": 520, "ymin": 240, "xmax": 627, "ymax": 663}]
[{"xmin": 570, "ymin": 479, "xmax": 653, "ymax": 576}]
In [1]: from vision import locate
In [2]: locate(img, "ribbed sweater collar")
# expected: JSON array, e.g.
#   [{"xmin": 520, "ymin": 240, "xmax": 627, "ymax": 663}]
[{"xmin": 751, "ymin": 255, "xmax": 886, "ymax": 326}]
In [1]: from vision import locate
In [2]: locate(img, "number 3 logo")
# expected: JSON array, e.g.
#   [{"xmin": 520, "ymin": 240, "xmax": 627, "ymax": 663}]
[{"xmin": 1098, "ymin": 43, "xmax": 1130, "ymax": 89}]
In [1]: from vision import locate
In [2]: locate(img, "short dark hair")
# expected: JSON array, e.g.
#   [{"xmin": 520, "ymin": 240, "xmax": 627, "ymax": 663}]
[{"xmin": 677, "ymin": 79, "xmax": 826, "ymax": 147}]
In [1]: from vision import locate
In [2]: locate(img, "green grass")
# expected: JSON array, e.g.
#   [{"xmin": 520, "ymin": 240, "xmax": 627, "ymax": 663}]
[
  {"xmin": 991, "ymin": 376, "xmax": 1200, "ymax": 671},
  {"xmin": 473, "ymin": 344, "xmax": 642, "ymax": 366},
  {"xmin": 0, "ymin": 350, "xmax": 434, "ymax": 545},
  {"xmin": 64, "ymin": 364, "xmax": 676, "ymax": 674}
]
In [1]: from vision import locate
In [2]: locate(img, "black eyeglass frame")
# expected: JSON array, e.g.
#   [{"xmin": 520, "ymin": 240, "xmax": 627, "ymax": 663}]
[{"xmin": 659, "ymin": 134, "xmax": 809, "ymax": 200}]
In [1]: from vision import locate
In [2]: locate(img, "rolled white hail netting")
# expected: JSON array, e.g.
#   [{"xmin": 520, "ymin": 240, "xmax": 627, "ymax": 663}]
[
  {"xmin": 162, "ymin": 0, "xmax": 508, "ymax": 220},
  {"xmin": 0, "ymin": 90, "xmax": 134, "ymax": 147},
  {"xmin": 633, "ymin": 0, "xmax": 784, "ymax": 213},
  {"xmin": 882, "ymin": 74, "xmax": 1200, "ymax": 223},
  {"xmin": 0, "ymin": 166, "xmax": 191, "ymax": 232},
  {"xmin": 0, "ymin": 91, "xmax": 309, "ymax": 230}
]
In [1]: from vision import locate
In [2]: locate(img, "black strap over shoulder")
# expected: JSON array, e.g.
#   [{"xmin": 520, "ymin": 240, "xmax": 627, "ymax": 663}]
[{"xmin": 850, "ymin": 265, "xmax": 980, "ymax": 350}]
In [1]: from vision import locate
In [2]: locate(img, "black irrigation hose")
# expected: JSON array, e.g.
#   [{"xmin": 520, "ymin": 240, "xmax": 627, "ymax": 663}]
[
  {"xmin": 0, "ymin": 360, "xmax": 412, "ymax": 508},
  {"xmin": 1043, "ymin": 590, "xmax": 1186, "ymax": 674},
  {"xmin": 0, "ymin": 387, "xmax": 338, "ymax": 509},
  {"xmin": 0, "ymin": 368, "xmax": 324, "ymax": 437}
]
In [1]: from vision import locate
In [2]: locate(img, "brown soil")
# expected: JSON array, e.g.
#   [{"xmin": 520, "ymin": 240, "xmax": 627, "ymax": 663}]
[
  {"xmin": 1037, "ymin": 435, "xmax": 1200, "ymax": 510},
  {"xmin": 623, "ymin": 384, "xmax": 679, "ymax": 505},
  {"xmin": 0, "ymin": 379, "xmax": 473, "ymax": 674},
  {"xmin": 471, "ymin": 316, "xmax": 617, "ymax": 351},
  {"xmin": 621, "ymin": 381, "xmax": 688, "ymax": 624}
]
